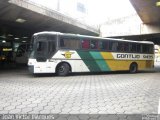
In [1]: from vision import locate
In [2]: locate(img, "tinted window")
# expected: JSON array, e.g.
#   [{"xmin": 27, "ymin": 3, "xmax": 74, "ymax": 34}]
[
  {"xmin": 137, "ymin": 44, "xmax": 142, "ymax": 53},
  {"xmin": 117, "ymin": 42, "xmax": 129, "ymax": 52},
  {"xmin": 48, "ymin": 41, "xmax": 56, "ymax": 53},
  {"xmin": 142, "ymin": 44, "xmax": 153, "ymax": 53},
  {"xmin": 36, "ymin": 42, "xmax": 47, "ymax": 52},
  {"xmin": 117, "ymin": 42, "xmax": 124, "ymax": 52},
  {"xmin": 109, "ymin": 41, "xmax": 118, "ymax": 51},
  {"xmin": 124, "ymin": 43, "xmax": 129, "ymax": 52},
  {"xmin": 36, "ymin": 35, "xmax": 56, "ymax": 52},
  {"xmin": 142, "ymin": 45, "xmax": 147, "ymax": 53},
  {"xmin": 149, "ymin": 45, "xmax": 154, "ymax": 54},
  {"xmin": 129, "ymin": 43, "xmax": 137, "ymax": 52},
  {"xmin": 60, "ymin": 38, "xmax": 80, "ymax": 49},
  {"xmin": 99, "ymin": 41, "xmax": 109, "ymax": 50},
  {"xmin": 81, "ymin": 39, "xmax": 90, "ymax": 49},
  {"xmin": 90, "ymin": 40, "xmax": 98, "ymax": 49},
  {"xmin": 48, "ymin": 35, "xmax": 56, "ymax": 41}
]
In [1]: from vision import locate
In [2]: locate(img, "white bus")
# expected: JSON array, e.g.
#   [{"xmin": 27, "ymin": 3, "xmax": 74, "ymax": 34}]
[{"xmin": 28, "ymin": 32, "xmax": 154, "ymax": 76}]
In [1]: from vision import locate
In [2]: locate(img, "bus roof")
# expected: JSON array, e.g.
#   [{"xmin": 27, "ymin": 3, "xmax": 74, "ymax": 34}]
[{"xmin": 33, "ymin": 31, "xmax": 154, "ymax": 44}]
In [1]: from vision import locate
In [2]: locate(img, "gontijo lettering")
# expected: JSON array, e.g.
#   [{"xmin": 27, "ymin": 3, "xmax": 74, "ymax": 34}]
[
  {"xmin": 117, "ymin": 54, "xmax": 140, "ymax": 59},
  {"xmin": 116, "ymin": 54, "xmax": 154, "ymax": 59}
]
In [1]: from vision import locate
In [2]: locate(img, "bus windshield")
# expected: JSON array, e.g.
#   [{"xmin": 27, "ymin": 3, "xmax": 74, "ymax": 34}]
[{"xmin": 30, "ymin": 35, "xmax": 56, "ymax": 61}]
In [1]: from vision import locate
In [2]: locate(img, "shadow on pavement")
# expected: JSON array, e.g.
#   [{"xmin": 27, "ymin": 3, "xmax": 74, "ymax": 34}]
[{"xmin": 0, "ymin": 62, "xmax": 28, "ymax": 73}]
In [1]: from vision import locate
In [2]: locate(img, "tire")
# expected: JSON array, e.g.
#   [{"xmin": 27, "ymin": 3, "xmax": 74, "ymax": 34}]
[
  {"xmin": 56, "ymin": 63, "xmax": 70, "ymax": 76},
  {"xmin": 129, "ymin": 63, "xmax": 138, "ymax": 73}
]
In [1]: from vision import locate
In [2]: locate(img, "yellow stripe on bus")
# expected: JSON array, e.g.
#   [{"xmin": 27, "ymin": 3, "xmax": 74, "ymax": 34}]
[{"xmin": 100, "ymin": 52, "xmax": 153, "ymax": 71}]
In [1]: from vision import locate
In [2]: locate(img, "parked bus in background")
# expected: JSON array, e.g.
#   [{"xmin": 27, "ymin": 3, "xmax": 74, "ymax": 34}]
[
  {"xmin": 0, "ymin": 42, "xmax": 13, "ymax": 65},
  {"xmin": 13, "ymin": 43, "xmax": 30, "ymax": 65},
  {"xmin": 28, "ymin": 31, "xmax": 154, "ymax": 76},
  {"xmin": 15, "ymin": 43, "xmax": 30, "ymax": 64},
  {"xmin": 154, "ymin": 45, "xmax": 160, "ymax": 62}
]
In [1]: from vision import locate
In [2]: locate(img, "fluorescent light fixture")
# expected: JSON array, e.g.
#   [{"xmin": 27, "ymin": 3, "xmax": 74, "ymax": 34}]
[
  {"xmin": 2, "ymin": 40, "xmax": 6, "ymax": 43},
  {"xmin": 22, "ymin": 37, "xmax": 28, "ymax": 39},
  {"xmin": 156, "ymin": 2, "xmax": 160, "ymax": 6},
  {"xmin": 8, "ymin": 34, "xmax": 13, "ymax": 36},
  {"xmin": 22, "ymin": 41, "xmax": 26, "ymax": 43},
  {"xmin": 14, "ymin": 38, "xmax": 19, "ymax": 40},
  {"xmin": 15, "ymin": 18, "xmax": 26, "ymax": 23}
]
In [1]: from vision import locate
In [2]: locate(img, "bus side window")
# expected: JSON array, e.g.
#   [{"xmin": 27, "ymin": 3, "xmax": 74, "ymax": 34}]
[
  {"xmin": 142, "ymin": 44, "xmax": 153, "ymax": 53},
  {"xmin": 142, "ymin": 44, "xmax": 146, "ymax": 53},
  {"xmin": 117, "ymin": 42, "xmax": 125, "ymax": 52},
  {"xmin": 117, "ymin": 42, "xmax": 129, "ymax": 52},
  {"xmin": 124, "ymin": 43, "xmax": 129, "ymax": 52},
  {"xmin": 149, "ymin": 45, "xmax": 154, "ymax": 54},
  {"xmin": 129, "ymin": 43, "xmax": 137, "ymax": 53},
  {"xmin": 81, "ymin": 40, "xmax": 90, "ymax": 49},
  {"xmin": 90, "ymin": 40, "xmax": 98, "ymax": 49},
  {"xmin": 99, "ymin": 41, "xmax": 109, "ymax": 51},
  {"xmin": 60, "ymin": 38, "xmax": 80, "ymax": 49},
  {"xmin": 137, "ymin": 44, "xmax": 142, "ymax": 53},
  {"xmin": 109, "ymin": 41, "xmax": 118, "ymax": 51}
]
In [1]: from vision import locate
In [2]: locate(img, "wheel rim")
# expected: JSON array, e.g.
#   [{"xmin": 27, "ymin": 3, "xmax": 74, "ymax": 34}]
[
  {"xmin": 56, "ymin": 63, "xmax": 70, "ymax": 76},
  {"xmin": 59, "ymin": 66, "xmax": 65, "ymax": 73}
]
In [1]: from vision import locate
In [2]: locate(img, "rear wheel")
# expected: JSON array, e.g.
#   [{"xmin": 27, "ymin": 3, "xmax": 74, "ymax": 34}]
[
  {"xmin": 129, "ymin": 63, "xmax": 138, "ymax": 73},
  {"xmin": 56, "ymin": 63, "xmax": 70, "ymax": 76}
]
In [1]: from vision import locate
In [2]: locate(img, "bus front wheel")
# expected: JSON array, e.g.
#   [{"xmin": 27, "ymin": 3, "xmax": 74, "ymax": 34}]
[
  {"xmin": 56, "ymin": 63, "xmax": 70, "ymax": 76},
  {"xmin": 129, "ymin": 63, "xmax": 138, "ymax": 73}
]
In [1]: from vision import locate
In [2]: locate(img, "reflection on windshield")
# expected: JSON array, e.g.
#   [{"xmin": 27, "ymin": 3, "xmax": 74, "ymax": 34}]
[
  {"xmin": 36, "ymin": 41, "xmax": 47, "ymax": 52},
  {"xmin": 29, "ymin": 35, "xmax": 56, "ymax": 59}
]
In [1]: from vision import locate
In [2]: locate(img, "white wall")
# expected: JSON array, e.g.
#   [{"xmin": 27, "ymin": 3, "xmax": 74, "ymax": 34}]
[{"xmin": 100, "ymin": 14, "xmax": 142, "ymax": 37}]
